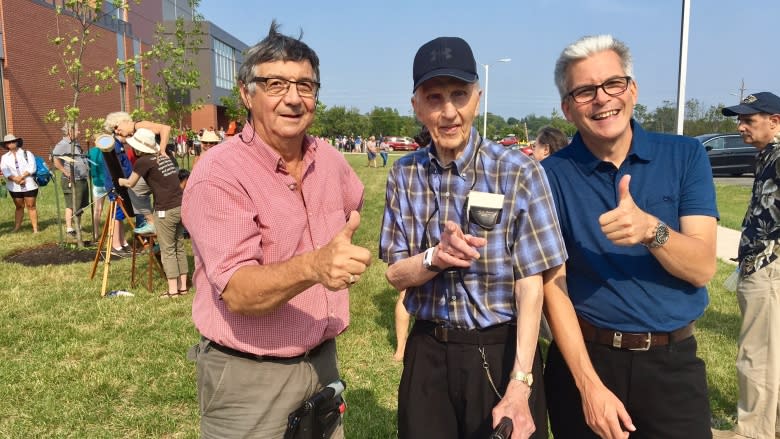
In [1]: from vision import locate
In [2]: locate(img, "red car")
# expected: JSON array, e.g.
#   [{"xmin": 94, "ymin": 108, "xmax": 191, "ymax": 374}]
[
  {"xmin": 498, "ymin": 135, "xmax": 532, "ymax": 155},
  {"xmin": 499, "ymin": 135, "xmax": 519, "ymax": 146},
  {"xmin": 383, "ymin": 136, "xmax": 419, "ymax": 151}
]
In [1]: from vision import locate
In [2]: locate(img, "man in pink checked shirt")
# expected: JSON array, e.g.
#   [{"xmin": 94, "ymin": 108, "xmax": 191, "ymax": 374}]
[{"xmin": 182, "ymin": 21, "xmax": 371, "ymax": 439}]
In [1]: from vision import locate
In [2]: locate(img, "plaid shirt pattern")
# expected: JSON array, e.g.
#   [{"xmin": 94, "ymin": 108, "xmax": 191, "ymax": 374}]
[{"xmin": 380, "ymin": 129, "xmax": 567, "ymax": 329}]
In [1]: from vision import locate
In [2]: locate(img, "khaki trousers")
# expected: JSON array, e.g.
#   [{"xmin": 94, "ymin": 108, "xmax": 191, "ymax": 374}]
[
  {"xmin": 736, "ymin": 257, "xmax": 780, "ymax": 438},
  {"xmin": 194, "ymin": 338, "xmax": 344, "ymax": 439}
]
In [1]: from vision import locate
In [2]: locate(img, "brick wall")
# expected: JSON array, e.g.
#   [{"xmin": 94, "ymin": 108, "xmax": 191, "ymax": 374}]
[{"xmin": 1, "ymin": 0, "xmax": 158, "ymax": 158}]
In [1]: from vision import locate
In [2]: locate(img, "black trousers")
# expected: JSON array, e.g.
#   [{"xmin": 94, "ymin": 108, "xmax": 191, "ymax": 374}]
[
  {"xmin": 398, "ymin": 321, "xmax": 547, "ymax": 439},
  {"xmin": 544, "ymin": 336, "xmax": 712, "ymax": 439}
]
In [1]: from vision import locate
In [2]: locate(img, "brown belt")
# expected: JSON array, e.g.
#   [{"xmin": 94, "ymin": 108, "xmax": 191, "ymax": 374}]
[{"xmin": 578, "ymin": 317, "xmax": 695, "ymax": 351}]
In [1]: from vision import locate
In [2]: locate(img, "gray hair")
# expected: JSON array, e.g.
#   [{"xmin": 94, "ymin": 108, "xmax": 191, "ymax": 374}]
[
  {"xmin": 554, "ymin": 35, "xmax": 633, "ymax": 100},
  {"xmin": 103, "ymin": 111, "xmax": 132, "ymax": 134},
  {"xmin": 238, "ymin": 20, "xmax": 320, "ymax": 95}
]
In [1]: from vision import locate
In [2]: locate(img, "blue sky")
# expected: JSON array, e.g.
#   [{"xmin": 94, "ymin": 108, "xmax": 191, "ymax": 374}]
[{"xmin": 198, "ymin": 0, "xmax": 778, "ymax": 121}]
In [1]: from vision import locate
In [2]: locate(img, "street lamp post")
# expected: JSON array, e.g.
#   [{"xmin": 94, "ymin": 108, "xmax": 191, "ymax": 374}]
[{"xmin": 481, "ymin": 58, "xmax": 511, "ymax": 140}]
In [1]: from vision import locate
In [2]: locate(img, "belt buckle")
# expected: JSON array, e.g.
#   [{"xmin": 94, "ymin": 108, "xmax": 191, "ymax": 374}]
[
  {"xmin": 434, "ymin": 326, "xmax": 448, "ymax": 342},
  {"xmin": 629, "ymin": 332, "xmax": 653, "ymax": 351}
]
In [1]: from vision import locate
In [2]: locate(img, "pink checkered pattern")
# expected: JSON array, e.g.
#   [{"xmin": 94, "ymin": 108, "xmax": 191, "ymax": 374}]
[{"xmin": 183, "ymin": 124, "xmax": 364, "ymax": 357}]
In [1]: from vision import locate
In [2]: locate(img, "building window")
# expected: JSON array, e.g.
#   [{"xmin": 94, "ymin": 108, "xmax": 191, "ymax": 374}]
[{"xmin": 213, "ymin": 38, "xmax": 235, "ymax": 90}]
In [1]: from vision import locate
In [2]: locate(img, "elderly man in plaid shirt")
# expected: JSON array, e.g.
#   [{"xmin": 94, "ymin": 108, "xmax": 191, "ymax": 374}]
[{"xmin": 379, "ymin": 36, "xmax": 567, "ymax": 439}]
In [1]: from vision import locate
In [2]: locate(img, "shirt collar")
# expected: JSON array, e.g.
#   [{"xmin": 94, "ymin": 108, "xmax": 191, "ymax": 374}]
[
  {"xmin": 428, "ymin": 127, "xmax": 479, "ymax": 176},
  {"xmin": 569, "ymin": 119, "xmax": 653, "ymax": 174},
  {"xmin": 239, "ymin": 122, "xmax": 317, "ymax": 174}
]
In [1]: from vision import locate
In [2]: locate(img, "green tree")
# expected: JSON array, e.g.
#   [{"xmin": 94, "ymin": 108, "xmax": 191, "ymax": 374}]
[
  {"xmin": 127, "ymin": 0, "xmax": 203, "ymax": 131},
  {"xmin": 368, "ymin": 107, "xmax": 404, "ymax": 138},
  {"xmin": 46, "ymin": 0, "xmax": 128, "ymax": 247},
  {"xmin": 308, "ymin": 100, "xmax": 328, "ymax": 137},
  {"xmin": 633, "ymin": 103, "xmax": 649, "ymax": 124},
  {"xmin": 219, "ymin": 85, "xmax": 245, "ymax": 127}
]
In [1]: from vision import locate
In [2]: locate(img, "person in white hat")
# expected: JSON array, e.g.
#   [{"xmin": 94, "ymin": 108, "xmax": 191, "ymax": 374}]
[
  {"xmin": 192, "ymin": 129, "xmax": 221, "ymax": 168},
  {"xmin": 0, "ymin": 133, "xmax": 39, "ymax": 233},
  {"xmin": 119, "ymin": 128, "xmax": 188, "ymax": 299}
]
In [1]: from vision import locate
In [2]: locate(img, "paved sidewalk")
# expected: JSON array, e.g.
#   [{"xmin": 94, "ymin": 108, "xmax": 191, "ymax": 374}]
[{"xmin": 717, "ymin": 225, "xmax": 741, "ymax": 265}]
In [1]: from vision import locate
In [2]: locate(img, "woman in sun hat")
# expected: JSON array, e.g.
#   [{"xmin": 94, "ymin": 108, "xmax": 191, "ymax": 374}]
[
  {"xmin": 192, "ymin": 129, "xmax": 221, "ymax": 168},
  {"xmin": 0, "ymin": 133, "xmax": 39, "ymax": 233},
  {"xmin": 119, "ymin": 128, "xmax": 189, "ymax": 298}
]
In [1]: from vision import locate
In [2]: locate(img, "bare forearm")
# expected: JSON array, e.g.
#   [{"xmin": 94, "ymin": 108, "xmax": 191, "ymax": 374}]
[
  {"xmin": 543, "ymin": 265, "xmax": 602, "ymax": 389},
  {"xmin": 648, "ymin": 215, "xmax": 717, "ymax": 287},
  {"xmin": 513, "ymin": 276, "xmax": 543, "ymax": 374},
  {"xmin": 222, "ymin": 251, "xmax": 320, "ymax": 316},
  {"xmin": 385, "ymin": 252, "xmax": 438, "ymax": 291}
]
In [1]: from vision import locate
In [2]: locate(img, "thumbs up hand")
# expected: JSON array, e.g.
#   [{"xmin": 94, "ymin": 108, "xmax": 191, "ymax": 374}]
[
  {"xmin": 598, "ymin": 175, "xmax": 656, "ymax": 246},
  {"xmin": 317, "ymin": 211, "xmax": 372, "ymax": 290}
]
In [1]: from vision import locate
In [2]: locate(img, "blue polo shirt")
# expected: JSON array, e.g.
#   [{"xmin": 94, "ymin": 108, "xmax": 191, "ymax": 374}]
[{"xmin": 541, "ymin": 121, "xmax": 718, "ymax": 332}]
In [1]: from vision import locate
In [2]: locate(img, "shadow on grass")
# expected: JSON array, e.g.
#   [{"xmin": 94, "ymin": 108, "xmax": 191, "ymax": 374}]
[
  {"xmin": 708, "ymin": 381, "xmax": 737, "ymax": 430},
  {"xmin": 698, "ymin": 307, "xmax": 741, "ymax": 344},
  {"xmin": 344, "ymin": 387, "xmax": 397, "ymax": 438},
  {"xmin": 374, "ymin": 286, "xmax": 403, "ymax": 351}
]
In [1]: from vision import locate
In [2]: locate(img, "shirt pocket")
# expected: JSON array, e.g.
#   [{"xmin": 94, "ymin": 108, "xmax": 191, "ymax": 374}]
[{"xmin": 643, "ymin": 193, "xmax": 679, "ymax": 224}]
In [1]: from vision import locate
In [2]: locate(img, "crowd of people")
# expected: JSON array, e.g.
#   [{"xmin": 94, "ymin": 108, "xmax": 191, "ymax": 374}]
[{"xmin": 1, "ymin": 19, "xmax": 778, "ymax": 439}]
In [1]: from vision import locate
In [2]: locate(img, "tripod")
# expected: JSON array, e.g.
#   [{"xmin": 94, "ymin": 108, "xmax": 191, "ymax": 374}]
[{"xmin": 89, "ymin": 193, "xmax": 135, "ymax": 297}]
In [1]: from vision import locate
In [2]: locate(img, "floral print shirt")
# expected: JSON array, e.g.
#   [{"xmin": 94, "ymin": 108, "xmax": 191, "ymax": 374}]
[{"xmin": 739, "ymin": 142, "xmax": 780, "ymax": 275}]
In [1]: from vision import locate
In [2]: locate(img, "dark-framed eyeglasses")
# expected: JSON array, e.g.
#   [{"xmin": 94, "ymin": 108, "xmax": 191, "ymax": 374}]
[
  {"xmin": 249, "ymin": 76, "xmax": 320, "ymax": 98},
  {"xmin": 566, "ymin": 76, "xmax": 632, "ymax": 104}
]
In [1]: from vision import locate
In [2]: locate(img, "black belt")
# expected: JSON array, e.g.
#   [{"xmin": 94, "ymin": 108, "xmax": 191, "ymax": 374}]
[
  {"xmin": 204, "ymin": 337, "xmax": 329, "ymax": 362},
  {"xmin": 578, "ymin": 317, "xmax": 695, "ymax": 351},
  {"xmin": 416, "ymin": 320, "xmax": 515, "ymax": 345}
]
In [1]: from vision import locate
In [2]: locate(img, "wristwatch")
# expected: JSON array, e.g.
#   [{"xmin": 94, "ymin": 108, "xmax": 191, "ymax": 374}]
[
  {"xmin": 422, "ymin": 247, "xmax": 440, "ymax": 272},
  {"xmin": 510, "ymin": 370, "xmax": 533, "ymax": 387},
  {"xmin": 643, "ymin": 221, "xmax": 670, "ymax": 248}
]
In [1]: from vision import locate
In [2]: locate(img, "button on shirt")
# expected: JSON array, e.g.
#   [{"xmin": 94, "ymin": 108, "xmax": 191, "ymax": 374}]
[
  {"xmin": 182, "ymin": 124, "xmax": 364, "ymax": 357},
  {"xmin": 541, "ymin": 121, "xmax": 719, "ymax": 332},
  {"xmin": 738, "ymin": 142, "xmax": 780, "ymax": 275},
  {"xmin": 379, "ymin": 128, "xmax": 567, "ymax": 329}
]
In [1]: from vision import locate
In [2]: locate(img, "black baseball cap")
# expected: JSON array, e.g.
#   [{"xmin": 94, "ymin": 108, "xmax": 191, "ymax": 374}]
[
  {"xmin": 413, "ymin": 37, "xmax": 478, "ymax": 91},
  {"xmin": 722, "ymin": 92, "xmax": 780, "ymax": 116}
]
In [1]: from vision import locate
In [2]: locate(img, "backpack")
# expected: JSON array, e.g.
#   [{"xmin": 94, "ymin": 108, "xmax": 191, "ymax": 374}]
[{"xmin": 27, "ymin": 151, "xmax": 53, "ymax": 186}]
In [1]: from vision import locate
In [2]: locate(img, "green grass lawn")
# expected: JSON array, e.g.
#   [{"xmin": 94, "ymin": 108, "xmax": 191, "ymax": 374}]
[
  {"xmin": 0, "ymin": 156, "xmax": 746, "ymax": 437},
  {"xmin": 715, "ymin": 183, "xmax": 751, "ymax": 230}
]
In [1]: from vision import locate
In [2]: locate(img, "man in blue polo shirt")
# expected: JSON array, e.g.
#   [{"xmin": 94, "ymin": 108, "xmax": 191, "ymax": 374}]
[
  {"xmin": 380, "ymin": 36, "xmax": 567, "ymax": 438},
  {"xmin": 541, "ymin": 35, "xmax": 718, "ymax": 439}
]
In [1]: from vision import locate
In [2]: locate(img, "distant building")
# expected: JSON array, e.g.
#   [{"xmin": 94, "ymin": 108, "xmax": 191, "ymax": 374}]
[
  {"xmin": 187, "ymin": 21, "xmax": 247, "ymax": 132},
  {"xmin": 0, "ymin": 0, "xmax": 247, "ymax": 157}
]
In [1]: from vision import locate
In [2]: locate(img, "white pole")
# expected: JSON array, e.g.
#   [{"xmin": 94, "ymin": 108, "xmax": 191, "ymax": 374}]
[
  {"xmin": 675, "ymin": 0, "xmax": 691, "ymax": 135},
  {"xmin": 483, "ymin": 63, "xmax": 489, "ymax": 139}
]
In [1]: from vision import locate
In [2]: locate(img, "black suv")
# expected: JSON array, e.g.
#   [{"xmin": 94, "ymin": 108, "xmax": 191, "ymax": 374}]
[{"xmin": 696, "ymin": 133, "xmax": 757, "ymax": 176}]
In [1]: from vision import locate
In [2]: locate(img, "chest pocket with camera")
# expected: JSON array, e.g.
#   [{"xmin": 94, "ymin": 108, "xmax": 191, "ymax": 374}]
[{"xmin": 466, "ymin": 190, "xmax": 504, "ymax": 230}]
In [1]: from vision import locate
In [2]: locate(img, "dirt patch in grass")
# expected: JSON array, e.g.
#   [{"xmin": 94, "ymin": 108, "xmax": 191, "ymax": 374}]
[{"xmin": 4, "ymin": 243, "xmax": 96, "ymax": 266}]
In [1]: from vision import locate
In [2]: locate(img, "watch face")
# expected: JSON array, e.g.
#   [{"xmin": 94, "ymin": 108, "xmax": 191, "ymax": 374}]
[{"xmin": 655, "ymin": 223, "xmax": 670, "ymax": 247}]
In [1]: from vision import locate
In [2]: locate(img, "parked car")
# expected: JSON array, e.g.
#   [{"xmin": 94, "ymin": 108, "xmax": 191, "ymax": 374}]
[
  {"xmin": 499, "ymin": 134, "xmax": 519, "ymax": 146},
  {"xmin": 696, "ymin": 133, "xmax": 757, "ymax": 176},
  {"xmin": 383, "ymin": 136, "xmax": 419, "ymax": 151}
]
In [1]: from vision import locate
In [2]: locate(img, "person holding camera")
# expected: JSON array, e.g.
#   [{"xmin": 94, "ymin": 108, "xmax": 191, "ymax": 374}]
[{"xmin": 379, "ymin": 36, "xmax": 566, "ymax": 439}]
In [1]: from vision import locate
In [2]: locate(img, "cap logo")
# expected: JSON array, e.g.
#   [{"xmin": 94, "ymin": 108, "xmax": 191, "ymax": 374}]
[
  {"xmin": 430, "ymin": 47, "xmax": 453, "ymax": 63},
  {"xmin": 743, "ymin": 95, "xmax": 758, "ymax": 104}
]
